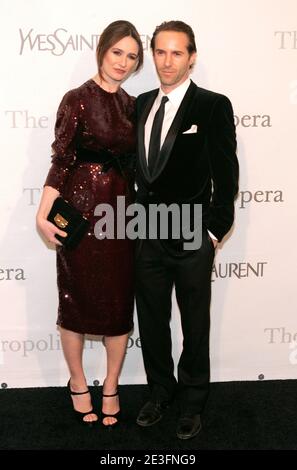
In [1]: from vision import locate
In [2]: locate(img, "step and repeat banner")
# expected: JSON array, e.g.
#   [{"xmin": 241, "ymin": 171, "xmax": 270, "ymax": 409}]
[{"xmin": 0, "ymin": 0, "xmax": 296, "ymax": 387}]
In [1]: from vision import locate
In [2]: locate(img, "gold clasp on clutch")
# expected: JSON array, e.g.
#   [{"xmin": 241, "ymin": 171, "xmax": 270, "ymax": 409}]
[{"xmin": 54, "ymin": 213, "xmax": 69, "ymax": 229}]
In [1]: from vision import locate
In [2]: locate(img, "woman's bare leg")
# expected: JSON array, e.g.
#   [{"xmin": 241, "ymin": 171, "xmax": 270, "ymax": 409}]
[
  {"xmin": 102, "ymin": 333, "xmax": 129, "ymax": 425},
  {"xmin": 60, "ymin": 326, "xmax": 98, "ymax": 422}
]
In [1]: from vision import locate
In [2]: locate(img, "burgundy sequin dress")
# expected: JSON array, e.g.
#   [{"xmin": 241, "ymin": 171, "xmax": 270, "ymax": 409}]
[{"xmin": 45, "ymin": 79, "xmax": 135, "ymax": 335}]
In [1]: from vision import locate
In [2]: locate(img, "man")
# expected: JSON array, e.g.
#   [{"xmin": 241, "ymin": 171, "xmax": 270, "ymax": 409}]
[{"xmin": 135, "ymin": 21, "xmax": 239, "ymax": 440}]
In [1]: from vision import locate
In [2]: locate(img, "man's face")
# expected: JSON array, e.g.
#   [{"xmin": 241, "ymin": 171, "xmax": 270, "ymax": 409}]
[{"xmin": 152, "ymin": 31, "xmax": 196, "ymax": 92}]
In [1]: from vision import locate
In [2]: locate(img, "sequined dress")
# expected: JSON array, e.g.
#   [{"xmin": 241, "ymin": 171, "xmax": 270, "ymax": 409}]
[{"xmin": 45, "ymin": 79, "xmax": 135, "ymax": 335}]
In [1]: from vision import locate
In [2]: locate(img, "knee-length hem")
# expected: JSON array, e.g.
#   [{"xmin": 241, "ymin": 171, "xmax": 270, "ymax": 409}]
[{"xmin": 56, "ymin": 319, "xmax": 134, "ymax": 337}]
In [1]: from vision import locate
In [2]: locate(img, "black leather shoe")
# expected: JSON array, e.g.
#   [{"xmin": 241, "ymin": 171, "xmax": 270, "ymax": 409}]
[
  {"xmin": 176, "ymin": 414, "xmax": 202, "ymax": 440},
  {"xmin": 136, "ymin": 400, "xmax": 167, "ymax": 427}
]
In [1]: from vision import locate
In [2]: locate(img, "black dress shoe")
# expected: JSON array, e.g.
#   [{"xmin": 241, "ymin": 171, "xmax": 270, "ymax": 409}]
[
  {"xmin": 136, "ymin": 400, "xmax": 167, "ymax": 427},
  {"xmin": 176, "ymin": 414, "xmax": 202, "ymax": 440}
]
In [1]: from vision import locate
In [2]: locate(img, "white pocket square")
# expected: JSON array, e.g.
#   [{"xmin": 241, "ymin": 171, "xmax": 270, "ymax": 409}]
[{"xmin": 182, "ymin": 124, "xmax": 198, "ymax": 134}]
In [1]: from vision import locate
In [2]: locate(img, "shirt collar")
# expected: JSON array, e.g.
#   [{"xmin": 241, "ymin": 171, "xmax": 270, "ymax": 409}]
[{"xmin": 156, "ymin": 77, "xmax": 191, "ymax": 109}]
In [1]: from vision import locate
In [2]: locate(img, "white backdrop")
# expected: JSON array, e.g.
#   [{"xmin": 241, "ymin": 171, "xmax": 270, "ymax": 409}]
[{"xmin": 1, "ymin": 0, "xmax": 296, "ymax": 387}]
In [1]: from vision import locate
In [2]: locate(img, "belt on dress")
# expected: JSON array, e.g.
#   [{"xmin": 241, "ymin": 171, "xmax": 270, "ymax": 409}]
[{"xmin": 76, "ymin": 148, "xmax": 135, "ymax": 175}]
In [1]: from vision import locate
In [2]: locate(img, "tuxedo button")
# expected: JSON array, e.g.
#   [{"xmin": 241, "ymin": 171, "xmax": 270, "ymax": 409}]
[{"xmin": 148, "ymin": 191, "xmax": 154, "ymax": 196}]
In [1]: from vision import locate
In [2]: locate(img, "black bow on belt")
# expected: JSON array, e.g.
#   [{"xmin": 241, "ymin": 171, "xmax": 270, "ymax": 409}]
[{"xmin": 76, "ymin": 148, "xmax": 135, "ymax": 175}]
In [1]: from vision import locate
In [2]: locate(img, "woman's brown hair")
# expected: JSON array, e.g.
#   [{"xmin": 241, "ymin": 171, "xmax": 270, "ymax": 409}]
[{"xmin": 96, "ymin": 20, "xmax": 143, "ymax": 75}]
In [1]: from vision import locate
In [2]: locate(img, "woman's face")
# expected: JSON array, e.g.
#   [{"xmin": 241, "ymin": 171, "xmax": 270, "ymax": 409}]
[{"xmin": 101, "ymin": 36, "xmax": 139, "ymax": 83}]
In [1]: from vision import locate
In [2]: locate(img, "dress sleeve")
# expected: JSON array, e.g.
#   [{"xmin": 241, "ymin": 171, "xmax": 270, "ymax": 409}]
[{"xmin": 44, "ymin": 89, "xmax": 80, "ymax": 193}]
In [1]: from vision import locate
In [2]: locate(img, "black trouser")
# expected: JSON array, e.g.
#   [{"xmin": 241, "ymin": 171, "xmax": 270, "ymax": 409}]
[{"xmin": 135, "ymin": 230, "xmax": 215, "ymax": 414}]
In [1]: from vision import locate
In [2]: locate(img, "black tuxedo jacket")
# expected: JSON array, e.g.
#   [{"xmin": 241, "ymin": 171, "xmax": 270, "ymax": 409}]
[{"xmin": 136, "ymin": 80, "xmax": 239, "ymax": 244}]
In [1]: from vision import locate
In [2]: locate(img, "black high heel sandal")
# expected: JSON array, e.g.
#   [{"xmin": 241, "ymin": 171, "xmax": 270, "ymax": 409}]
[
  {"xmin": 102, "ymin": 390, "xmax": 121, "ymax": 428},
  {"xmin": 67, "ymin": 379, "xmax": 98, "ymax": 426}
]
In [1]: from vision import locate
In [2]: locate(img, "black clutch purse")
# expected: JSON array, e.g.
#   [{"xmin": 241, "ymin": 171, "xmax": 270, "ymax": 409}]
[{"xmin": 47, "ymin": 197, "xmax": 90, "ymax": 249}]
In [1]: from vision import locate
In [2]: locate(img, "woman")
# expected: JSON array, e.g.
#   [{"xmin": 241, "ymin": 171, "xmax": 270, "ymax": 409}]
[{"xmin": 36, "ymin": 20, "xmax": 143, "ymax": 427}]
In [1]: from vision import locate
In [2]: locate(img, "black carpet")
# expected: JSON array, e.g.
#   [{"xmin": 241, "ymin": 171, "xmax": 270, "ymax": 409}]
[{"xmin": 1, "ymin": 380, "xmax": 296, "ymax": 451}]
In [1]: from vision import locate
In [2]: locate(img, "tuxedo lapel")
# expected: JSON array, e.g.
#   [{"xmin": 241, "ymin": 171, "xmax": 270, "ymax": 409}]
[
  {"xmin": 151, "ymin": 81, "xmax": 197, "ymax": 182},
  {"xmin": 137, "ymin": 90, "xmax": 158, "ymax": 182}
]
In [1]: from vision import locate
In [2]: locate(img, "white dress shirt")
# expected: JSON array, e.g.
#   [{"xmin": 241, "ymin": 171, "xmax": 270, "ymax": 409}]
[{"xmin": 144, "ymin": 78, "xmax": 191, "ymax": 158}]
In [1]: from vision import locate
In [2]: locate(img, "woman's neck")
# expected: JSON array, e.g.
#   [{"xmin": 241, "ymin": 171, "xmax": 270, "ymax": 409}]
[{"xmin": 92, "ymin": 73, "xmax": 119, "ymax": 93}]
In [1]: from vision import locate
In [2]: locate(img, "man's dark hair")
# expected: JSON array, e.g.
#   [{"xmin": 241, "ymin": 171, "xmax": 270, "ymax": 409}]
[{"xmin": 150, "ymin": 20, "xmax": 197, "ymax": 55}]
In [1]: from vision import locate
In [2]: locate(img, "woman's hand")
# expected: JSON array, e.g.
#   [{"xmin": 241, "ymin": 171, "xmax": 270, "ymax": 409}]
[
  {"xmin": 36, "ymin": 186, "xmax": 68, "ymax": 246},
  {"xmin": 36, "ymin": 216, "xmax": 67, "ymax": 246}
]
